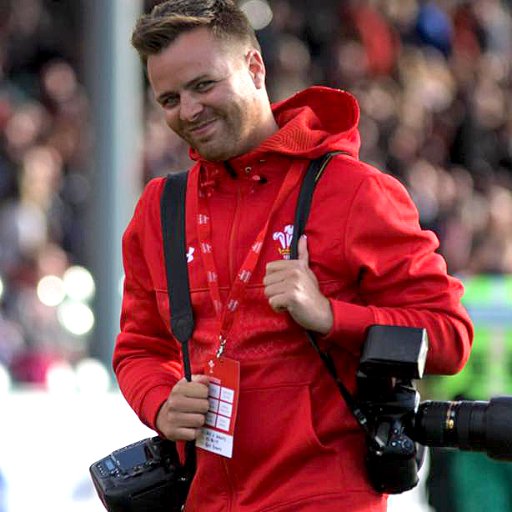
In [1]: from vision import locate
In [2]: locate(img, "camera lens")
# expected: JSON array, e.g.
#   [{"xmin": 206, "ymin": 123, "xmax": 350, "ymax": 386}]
[{"xmin": 414, "ymin": 396, "xmax": 512, "ymax": 460}]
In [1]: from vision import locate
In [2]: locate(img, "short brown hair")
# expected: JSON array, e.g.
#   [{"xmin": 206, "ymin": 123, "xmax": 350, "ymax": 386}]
[{"xmin": 131, "ymin": 0, "xmax": 260, "ymax": 64}]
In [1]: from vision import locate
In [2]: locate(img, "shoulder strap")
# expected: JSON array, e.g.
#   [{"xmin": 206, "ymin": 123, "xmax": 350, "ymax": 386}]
[
  {"xmin": 160, "ymin": 170, "xmax": 193, "ymax": 381},
  {"xmin": 290, "ymin": 151, "xmax": 341, "ymax": 260},
  {"xmin": 290, "ymin": 151, "xmax": 374, "ymax": 440},
  {"xmin": 160, "ymin": 170, "xmax": 197, "ymax": 476}
]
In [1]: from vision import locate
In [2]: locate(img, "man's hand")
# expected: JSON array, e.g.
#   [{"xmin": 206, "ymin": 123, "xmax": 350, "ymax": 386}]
[
  {"xmin": 156, "ymin": 374, "xmax": 210, "ymax": 441},
  {"xmin": 263, "ymin": 235, "xmax": 333, "ymax": 334}
]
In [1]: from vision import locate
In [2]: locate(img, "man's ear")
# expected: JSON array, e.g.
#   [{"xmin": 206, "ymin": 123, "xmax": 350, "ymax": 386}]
[{"xmin": 247, "ymin": 49, "xmax": 266, "ymax": 89}]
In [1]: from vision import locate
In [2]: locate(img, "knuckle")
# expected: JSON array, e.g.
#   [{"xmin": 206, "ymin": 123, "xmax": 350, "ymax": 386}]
[
  {"xmin": 298, "ymin": 260, "xmax": 308, "ymax": 270},
  {"xmin": 194, "ymin": 414, "xmax": 207, "ymax": 427},
  {"xmin": 198, "ymin": 387, "xmax": 210, "ymax": 399},
  {"xmin": 170, "ymin": 383, "xmax": 185, "ymax": 397},
  {"xmin": 183, "ymin": 430, "xmax": 196, "ymax": 442},
  {"xmin": 160, "ymin": 427, "xmax": 173, "ymax": 440},
  {"xmin": 167, "ymin": 411, "xmax": 180, "ymax": 425},
  {"xmin": 291, "ymin": 268, "xmax": 302, "ymax": 279},
  {"xmin": 166, "ymin": 396, "xmax": 179, "ymax": 410},
  {"xmin": 288, "ymin": 291, "xmax": 300, "ymax": 306}
]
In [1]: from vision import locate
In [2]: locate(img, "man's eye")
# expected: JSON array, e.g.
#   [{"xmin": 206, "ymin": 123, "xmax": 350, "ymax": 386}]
[
  {"xmin": 162, "ymin": 96, "xmax": 179, "ymax": 108},
  {"xmin": 196, "ymin": 81, "xmax": 214, "ymax": 92}
]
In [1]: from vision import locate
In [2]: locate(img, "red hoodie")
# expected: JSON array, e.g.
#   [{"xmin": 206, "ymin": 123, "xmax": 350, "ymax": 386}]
[{"xmin": 113, "ymin": 86, "xmax": 473, "ymax": 511}]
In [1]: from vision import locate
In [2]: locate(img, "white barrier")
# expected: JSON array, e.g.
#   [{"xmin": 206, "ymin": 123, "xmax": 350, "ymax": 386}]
[{"xmin": 0, "ymin": 391, "xmax": 152, "ymax": 512}]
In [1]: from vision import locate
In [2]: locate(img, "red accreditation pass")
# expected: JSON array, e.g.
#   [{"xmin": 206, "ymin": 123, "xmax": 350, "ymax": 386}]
[{"xmin": 196, "ymin": 357, "xmax": 240, "ymax": 458}]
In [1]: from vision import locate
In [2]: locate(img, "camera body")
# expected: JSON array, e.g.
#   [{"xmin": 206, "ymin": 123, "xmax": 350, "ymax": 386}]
[
  {"xmin": 356, "ymin": 325, "xmax": 428, "ymax": 493},
  {"xmin": 357, "ymin": 325, "xmax": 512, "ymax": 494},
  {"xmin": 89, "ymin": 436, "xmax": 191, "ymax": 512}
]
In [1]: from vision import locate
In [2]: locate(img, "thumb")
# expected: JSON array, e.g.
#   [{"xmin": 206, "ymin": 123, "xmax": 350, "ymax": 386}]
[
  {"xmin": 298, "ymin": 234, "xmax": 309, "ymax": 264},
  {"xmin": 191, "ymin": 374, "xmax": 210, "ymax": 386}
]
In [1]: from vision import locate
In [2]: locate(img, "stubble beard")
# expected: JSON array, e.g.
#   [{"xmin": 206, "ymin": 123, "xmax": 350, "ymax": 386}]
[
  {"xmin": 178, "ymin": 99, "xmax": 259, "ymax": 161},
  {"xmin": 187, "ymin": 114, "xmax": 246, "ymax": 162}
]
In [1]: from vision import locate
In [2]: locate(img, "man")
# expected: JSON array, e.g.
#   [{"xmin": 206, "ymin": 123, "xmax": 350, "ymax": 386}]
[{"xmin": 113, "ymin": 1, "xmax": 473, "ymax": 510}]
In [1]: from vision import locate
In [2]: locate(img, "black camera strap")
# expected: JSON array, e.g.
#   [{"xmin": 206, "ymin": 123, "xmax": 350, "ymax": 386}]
[
  {"xmin": 160, "ymin": 170, "xmax": 196, "ymax": 479},
  {"xmin": 289, "ymin": 151, "xmax": 376, "ymax": 442},
  {"xmin": 161, "ymin": 171, "xmax": 194, "ymax": 379}
]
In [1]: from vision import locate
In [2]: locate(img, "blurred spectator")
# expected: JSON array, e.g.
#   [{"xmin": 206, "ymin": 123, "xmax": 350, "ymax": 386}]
[{"xmin": 0, "ymin": 0, "xmax": 90, "ymax": 387}]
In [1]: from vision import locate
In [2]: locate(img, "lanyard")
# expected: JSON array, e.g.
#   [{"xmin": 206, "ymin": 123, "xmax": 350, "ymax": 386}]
[{"xmin": 191, "ymin": 161, "xmax": 304, "ymax": 356}]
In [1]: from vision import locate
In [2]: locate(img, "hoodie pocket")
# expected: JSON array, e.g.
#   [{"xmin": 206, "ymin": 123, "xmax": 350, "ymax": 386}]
[{"xmin": 228, "ymin": 382, "xmax": 344, "ymax": 507}]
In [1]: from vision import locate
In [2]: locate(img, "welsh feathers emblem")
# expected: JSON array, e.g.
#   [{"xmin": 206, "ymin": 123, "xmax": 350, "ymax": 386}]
[{"xmin": 272, "ymin": 224, "xmax": 294, "ymax": 259}]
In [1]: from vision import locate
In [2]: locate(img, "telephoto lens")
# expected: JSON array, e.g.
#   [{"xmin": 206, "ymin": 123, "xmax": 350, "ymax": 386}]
[{"xmin": 414, "ymin": 396, "xmax": 512, "ymax": 460}]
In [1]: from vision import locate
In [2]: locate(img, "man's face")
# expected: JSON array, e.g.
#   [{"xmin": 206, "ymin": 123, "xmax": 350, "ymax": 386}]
[{"xmin": 147, "ymin": 27, "xmax": 266, "ymax": 161}]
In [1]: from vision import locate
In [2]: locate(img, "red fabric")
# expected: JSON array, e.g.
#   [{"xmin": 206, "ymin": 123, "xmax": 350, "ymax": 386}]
[{"xmin": 113, "ymin": 86, "xmax": 473, "ymax": 511}]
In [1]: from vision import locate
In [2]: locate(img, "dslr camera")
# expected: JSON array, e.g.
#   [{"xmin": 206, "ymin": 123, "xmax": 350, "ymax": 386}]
[
  {"xmin": 89, "ymin": 436, "xmax": 193, "ymax": 512},
  {"xmin": 358, "ymin": 325, "xmax": 512, "ymax": 494}
]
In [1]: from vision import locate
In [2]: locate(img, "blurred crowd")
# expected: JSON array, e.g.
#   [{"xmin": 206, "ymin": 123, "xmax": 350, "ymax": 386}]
[
  {"xmin": 144, "ymin": 0, "xmax": 512, "ymax": 275},
  {"xmin": 1, "ymin": 0, "xmax": 512, "ymax": 386},
  {"xmin": 0, "ymin": 0, "xmax": 91, "ymax": 385}
]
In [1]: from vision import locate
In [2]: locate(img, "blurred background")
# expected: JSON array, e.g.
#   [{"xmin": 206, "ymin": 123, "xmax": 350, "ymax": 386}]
[{"xmin": 0, "ymin": 0, "xmax": 511, "ymax": 510}]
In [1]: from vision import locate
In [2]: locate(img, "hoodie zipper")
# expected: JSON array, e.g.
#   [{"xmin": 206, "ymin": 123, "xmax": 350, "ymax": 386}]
[
  {"xmin": 228, "ymin": 180, "xmax": 243, "ymax": 285},
  {"xmin": 224, "ymin": 175, "xmax": 241, "ymax": 509}
]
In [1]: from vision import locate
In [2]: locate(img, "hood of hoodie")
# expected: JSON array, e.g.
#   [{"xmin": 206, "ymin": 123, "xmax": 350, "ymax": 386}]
[{"xmin": 189, "ymin": 86, "xmax": 361, "ymax": 164}]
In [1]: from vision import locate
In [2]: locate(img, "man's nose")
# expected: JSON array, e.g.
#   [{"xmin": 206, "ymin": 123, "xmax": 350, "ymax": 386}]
[{"xmin": 179, "ymin": 93, "xmax": 203, "ymax": 122}]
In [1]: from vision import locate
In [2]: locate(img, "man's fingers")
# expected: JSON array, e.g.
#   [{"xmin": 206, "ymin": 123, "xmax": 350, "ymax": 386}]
[
  {"xmin": 263, "ymin": 280, "xmax": 286, "ymax": 298},
  {"xmin": 263, "ymin": 265, "xmax": 307, "ymax": 287},
  {"xmin": 157, "ymin": 376, "xmax": 211, "ymax": 441},
  {"xmin": 265, "ymin": 259, "xmax": 306, "ymax": 274},
  {"xmin": 167, "ymin": 376, "xmax": 210, "ymax": 414},
  {"xmin": 170, "ymin": 411, "xmax": 207, "ymax": 429},
  {"xmin": 191, "ymin": 374, "xmax": 210, "ymax": 386},
  {"xmin": 173, "ymin": 376, "xmax": 209, "ymax": 398},
  {"xmin": 173, "ymin": 427, "xmax": 203, "ymax": 441},
  {"xmin": 268, "ymin": 293, "xmax": 289, "ymax": 312},
  {"xmin": 168, "ymin": 393, "xmax": 210, "ymax": 413},
  {"xmin": 298, "ymin": 235, "xmax": 309, "ymax": 263}
]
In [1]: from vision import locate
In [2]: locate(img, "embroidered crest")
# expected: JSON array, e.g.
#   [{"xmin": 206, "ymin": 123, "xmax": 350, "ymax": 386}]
[{"xmin": 272, "ymin": 224, "xmax": 294, "ymax": 259}]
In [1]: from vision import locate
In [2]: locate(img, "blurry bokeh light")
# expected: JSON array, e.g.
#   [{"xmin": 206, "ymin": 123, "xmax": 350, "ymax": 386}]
[
  {"xmin": 240, "ymin": 0, "xmax": 273, "ymax": 31},
  {"xmin": 76, "ymin": 358, "xmax": 111, "ymax": 393},
  {"xmin": 0, "ymin": 363, "xmax": 12, "ymax": 394},
  {"xmin": 37, "ymin": 275, "xmax": 66, "ymax": 307},
  {"xmin": 46, "ymin": 360, "xmax": 77, "ymax": 393},
  {"xmin": 0, "ymin": 275, "xmax": 4, "ymax": 301},
  {"xmin": 57, "ymin": 301, "xmax": 95, "ymax": 336},
  {"xmin": 63, "ymin": 265, "xmax": 95, "ymax": 302}
]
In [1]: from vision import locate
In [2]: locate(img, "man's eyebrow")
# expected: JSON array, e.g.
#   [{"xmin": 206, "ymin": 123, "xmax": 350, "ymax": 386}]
[
  {"xmin": 185, "ymin": 74, "xmax": 212, "ymax": 88},
  {"xmin": 156, "ymin": 75, "xmax": 213, "ymax": 104},
  {"xmin": 156, "ymin": 91, "xmax": 176, "ymax": 105}
]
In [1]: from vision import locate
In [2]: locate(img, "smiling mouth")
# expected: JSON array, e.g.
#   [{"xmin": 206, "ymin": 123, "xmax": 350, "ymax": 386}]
[{"xmin": 189, "ymin": 119, "xmax": 218, "ymax": 135}]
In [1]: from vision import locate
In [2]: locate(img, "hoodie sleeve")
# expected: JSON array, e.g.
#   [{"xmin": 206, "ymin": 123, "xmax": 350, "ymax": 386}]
[
  {"xmin": 112, "ymin": 178, "xmax": 182, "ymax": 431},
  {"xmin": 322, "ymin": 171, "xmax": 474, "ymax": 375}
]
